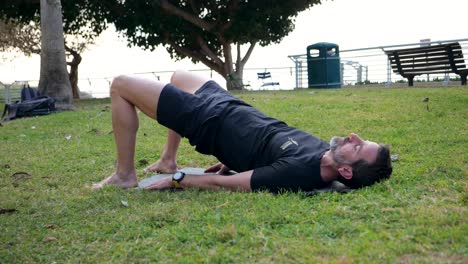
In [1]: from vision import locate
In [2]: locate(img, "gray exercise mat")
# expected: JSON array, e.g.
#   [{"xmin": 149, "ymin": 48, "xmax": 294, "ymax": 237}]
[
  {"xmin": 137, "ymin": 167, "xmax": 351, "ymax": 194},
  {"xmin": 137, "ymin": 167, "xmax": 208, "ymax": 189}
]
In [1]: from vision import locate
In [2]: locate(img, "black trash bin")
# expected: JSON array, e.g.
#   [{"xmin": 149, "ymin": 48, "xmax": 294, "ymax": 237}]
[{"xmin": 307, "ymin": 42, "xmax": 341, "ymax": 88}]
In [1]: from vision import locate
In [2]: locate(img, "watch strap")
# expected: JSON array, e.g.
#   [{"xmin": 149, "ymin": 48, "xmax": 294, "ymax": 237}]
[
  {"xmin": 172, "ymin": 171, "xmax": 185, "ymax": 189},
  {"xmin": 172, "ymin": 179, "xmax": 182, "ymax": 189}
]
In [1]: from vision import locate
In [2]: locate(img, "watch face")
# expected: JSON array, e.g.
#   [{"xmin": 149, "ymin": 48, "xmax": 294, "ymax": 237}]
[{"xmin": 173, "ymin": 172, "xmax": 184, "ymax": 181}]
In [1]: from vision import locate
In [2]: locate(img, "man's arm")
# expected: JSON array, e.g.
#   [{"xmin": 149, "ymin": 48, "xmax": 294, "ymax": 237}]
[{"xmin": 144, "ymin": 170, "xmax": 253, "ymax": 192}]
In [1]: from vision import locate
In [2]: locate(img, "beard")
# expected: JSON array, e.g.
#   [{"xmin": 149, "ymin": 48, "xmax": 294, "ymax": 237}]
[
  {"xmin": 329, "ymin": 136, "xmax": 345, "ymax": 151},
  {"xmin": 329, "ymin": 136, "xmax": 348, "ymax": 164}
]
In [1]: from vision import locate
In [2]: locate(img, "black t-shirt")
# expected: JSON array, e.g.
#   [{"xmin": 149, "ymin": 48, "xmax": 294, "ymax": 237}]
[
  {"xmin": 213, "ymin": 103, "xmax": 330, "ymax": 193},
  {"xmin": 250, "ymin": 128, "xmax": 330, "ymax": 193}
]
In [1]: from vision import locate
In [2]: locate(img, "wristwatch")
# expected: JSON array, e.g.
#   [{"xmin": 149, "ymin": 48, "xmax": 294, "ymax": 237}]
[{"xmin": 172, "ymin": 171, "xmax": 186, "ymax": 189}]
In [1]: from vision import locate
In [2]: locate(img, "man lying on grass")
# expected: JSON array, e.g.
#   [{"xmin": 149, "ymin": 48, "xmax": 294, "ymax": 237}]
[{"xmin": 93, "ymin": 70, "xmax": 392, "ymax": 193}]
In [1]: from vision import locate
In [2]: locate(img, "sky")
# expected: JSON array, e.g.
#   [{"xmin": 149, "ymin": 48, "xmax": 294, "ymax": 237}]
[{"xmin": 0, "ymin": 0, "xmax": 467, "ymax": 91}]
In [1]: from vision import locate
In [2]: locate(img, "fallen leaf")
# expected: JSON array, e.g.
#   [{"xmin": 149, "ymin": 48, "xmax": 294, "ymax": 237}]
[
  {"xmin": 88, "ymin": 128, "xmax": 100, "ymax": 135},
  {"xmin": 0, "ymin": 208, "xmax": 17, "ymax": 214},
  {"xmin": 12, "ymin": 172, "xmax": 32, "ymax": 181},
  {"xmin": 45, "ymin": 224, "xmax": 59, "ymax": 229},
  {"xmin": 43, "ymin": 237, "xmax": 57, "ymax": 243},
  {"xmin": 121, "ymin": 200, "xmax": 129, "ymax": 207}
]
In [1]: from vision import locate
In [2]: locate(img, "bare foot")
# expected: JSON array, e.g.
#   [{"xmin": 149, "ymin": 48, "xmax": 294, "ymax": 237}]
[
  {"xmin": 144, "ymin": 159, "xmax": 177, "ymax": 174},
  {"xmin": 92, "ymin": 172, "xmax": 138, "ymax": 189}
]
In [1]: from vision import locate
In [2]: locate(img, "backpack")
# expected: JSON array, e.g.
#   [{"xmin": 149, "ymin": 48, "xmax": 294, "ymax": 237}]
[
  {"xmin": 1, "ymin": 86, "xmax": 56, "ymax": 123},
  {"xmin": 21, "ymin": 84, "xmax": 41, "ymax": 101}
]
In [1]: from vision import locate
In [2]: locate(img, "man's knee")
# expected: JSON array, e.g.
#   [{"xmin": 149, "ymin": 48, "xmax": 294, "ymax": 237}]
[
  {"xmin": 110, "ymin": 75, "xmax": 129, "ymax": 95},
  {"xmin": 170, "ymin": 70, "xmax": 187, "ymax": 87}
]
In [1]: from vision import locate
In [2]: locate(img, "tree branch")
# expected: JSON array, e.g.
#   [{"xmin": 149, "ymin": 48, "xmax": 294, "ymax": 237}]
[
  {"xmin": 236, "ymin": 43, "xmax": 241, "ymax": 72},
  {"xmin": 195, "ymin": 34, "xmax": 224, "ymax": 66},
  {"xmin": 165, "ymin": 37, "xmax": 223, "ymax": 75},
  {"xmin": 241, "ymin": 41, "xmax": 256, "ymax": 66},
  {"xmin": 158, "ymin": 0, "xmax": 214, "ymax": 32},
  {"xmin": 222, "ymin": 41, "xmax": 233, "ymax": 74},
  {"xmin": 189, "ymin": 0, "xmax": 200, "ymax": 13},
  {"xmin": 64, "ymin": 43, "xmax": 82, "ymax": 66}
]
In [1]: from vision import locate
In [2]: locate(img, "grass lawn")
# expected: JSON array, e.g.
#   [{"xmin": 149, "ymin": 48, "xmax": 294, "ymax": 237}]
[{"xmin": 0, "ymin": 86, "xmax": 466, "ymax": 263}]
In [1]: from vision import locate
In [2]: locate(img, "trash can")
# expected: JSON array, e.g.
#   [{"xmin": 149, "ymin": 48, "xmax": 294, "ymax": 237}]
[{"xmin": 307, "ymin": 42, "xmax": 341, "ymax": 88}]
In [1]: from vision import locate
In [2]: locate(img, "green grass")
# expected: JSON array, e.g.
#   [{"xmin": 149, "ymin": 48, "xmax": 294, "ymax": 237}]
[{"xmin": 1, "ymin": 87, "xmax": 467, "ymax": 263}]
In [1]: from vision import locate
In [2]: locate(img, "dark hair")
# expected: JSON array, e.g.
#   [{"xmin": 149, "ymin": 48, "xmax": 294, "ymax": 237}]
[{"xmin": 339, "ymin": 144, "xmax": 393, "ymax": 189}]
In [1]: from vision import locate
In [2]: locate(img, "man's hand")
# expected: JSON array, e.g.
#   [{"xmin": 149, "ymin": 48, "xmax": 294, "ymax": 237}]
[
  {"xmin": 144, "ymin": 176, "xmax": 173, "ymax": 190},
  {"xmin": 205, "ymin": 162, "xmax": 230, "ymax": 175}
]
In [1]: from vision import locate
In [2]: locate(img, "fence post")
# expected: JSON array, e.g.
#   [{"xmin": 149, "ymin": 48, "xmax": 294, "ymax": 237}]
[
  {"xmin": 357, "ymin": 65, "xmax": 362, "ymax": 83},
  {"xmin": 1, "ymin": 82, "xmax": 12, "ymax": 104},
  {"xmin": 289, "ymin": 55, "xmax": 303, "ymax": 88},
  {"xmin": 443, "ymin": 73, "xmax": 449, "ymax": 86},
  {"xmin": 365, "ymin": 66, "xmax": 369, "ymax": 82},
  {"xmin": 386, "ymin": 57, "xmax": 392, "ymax": 87},
  {"xmin": 295, "ymin": 61, "xmax": 300, "ymax": 88}
]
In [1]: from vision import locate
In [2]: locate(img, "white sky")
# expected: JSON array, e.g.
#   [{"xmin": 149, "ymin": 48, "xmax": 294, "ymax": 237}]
[{"xmin": 0, "ymin": 0, "xmax": 466, "ymax": 87}]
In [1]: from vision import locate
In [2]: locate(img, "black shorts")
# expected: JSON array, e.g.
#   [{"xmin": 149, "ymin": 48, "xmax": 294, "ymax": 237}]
[
  {"xmin": 157, "ymin": 81, "xmax": 244, "ymax": 155},
  {"xmin": 213, "ymin": 105, "xmax": 287, "ymax": 172}
]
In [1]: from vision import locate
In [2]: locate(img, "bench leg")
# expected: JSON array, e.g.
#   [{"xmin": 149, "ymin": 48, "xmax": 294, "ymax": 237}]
[
  {"xmin": 408, "ymin": 76, "xmax": 414, "ymax": 87},
  {"xmin": 461, "ymin": 73, "xmax": 467, "ymax": 86}
]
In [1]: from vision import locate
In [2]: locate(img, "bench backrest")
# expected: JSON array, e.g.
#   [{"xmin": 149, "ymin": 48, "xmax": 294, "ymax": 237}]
[
  {"xmin": 385, "ymin": 42, "xmax": 466, "ymax": 77},
  {"xmin": 257, "ymin": 72, "xmax": 272, "ymax": 79}
]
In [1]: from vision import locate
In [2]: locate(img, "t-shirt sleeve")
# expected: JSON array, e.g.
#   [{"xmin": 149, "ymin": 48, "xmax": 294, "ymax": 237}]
[{"xmin": 250, "ymin": 158, "xmax": 324, "ymax": 193}]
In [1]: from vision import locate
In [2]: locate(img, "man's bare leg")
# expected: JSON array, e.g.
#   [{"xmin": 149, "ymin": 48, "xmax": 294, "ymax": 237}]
[
  {"xmin": 93, "ymin": 75, "xmax": 165, "ymax": 189},
  {"xmin": 144, "ymin": 70, "xmax": 211, "ymax": 173},
  {"xmin": 143, "ymin": 132, "xmax": 180, "ymax": 173}
]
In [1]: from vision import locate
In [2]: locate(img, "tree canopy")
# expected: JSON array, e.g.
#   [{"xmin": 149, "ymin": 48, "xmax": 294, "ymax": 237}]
[{"xmin": 107, "ymin": 0, "xmax": 322, "ymax": 89}]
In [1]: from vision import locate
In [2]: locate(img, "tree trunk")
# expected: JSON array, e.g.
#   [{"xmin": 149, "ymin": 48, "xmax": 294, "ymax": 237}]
[
  {"xmin": 39, "ymin": 0, "xmax": 73, "ymax": 109},
  {"xmin": 66, "ymin": 45, "xmax": 82, "ymax": 99},
  {"xmin": 221, "ymin": 41, "xmax": 244, "ymax": 90},
  {"xmin": 226, "ymin": 70, "xmax": 244, "ymax": 90},
  {"xmin": 69, "ymin": 62, "xmax": 80, "ymax": 99}
]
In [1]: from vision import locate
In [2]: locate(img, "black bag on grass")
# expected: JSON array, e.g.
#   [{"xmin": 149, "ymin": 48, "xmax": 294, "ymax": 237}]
[{"xmin": 1, "ymin": 96, "xmax": 56, "ymax": 122}]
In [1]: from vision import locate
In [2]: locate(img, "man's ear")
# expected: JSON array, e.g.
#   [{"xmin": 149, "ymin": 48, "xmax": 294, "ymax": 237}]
[{"xmin": 337, "ymin": 165, "xmax": 353, "ymax": 180}]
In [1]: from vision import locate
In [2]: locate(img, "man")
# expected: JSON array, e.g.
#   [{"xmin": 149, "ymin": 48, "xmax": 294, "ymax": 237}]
[{"xmin": 93, "ymin": 70, "xmax": 392, "ymax": 193}]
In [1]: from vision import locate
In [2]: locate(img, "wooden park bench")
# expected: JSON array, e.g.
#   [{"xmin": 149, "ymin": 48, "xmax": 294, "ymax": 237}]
[{"xmin": 385, "ymin": 42, "xmax": 467, "ymax": 86}]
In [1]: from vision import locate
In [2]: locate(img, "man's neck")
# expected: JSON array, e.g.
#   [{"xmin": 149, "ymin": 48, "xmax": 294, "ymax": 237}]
[{"xmin": 320, "ymin": 150, "xmax": 339, "ymax": 182}]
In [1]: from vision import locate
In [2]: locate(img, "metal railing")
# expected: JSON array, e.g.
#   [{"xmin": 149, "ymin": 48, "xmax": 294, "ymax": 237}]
[{"xmin": 289, "ymin": 38, "xmax": 468, "ymax": 88}]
